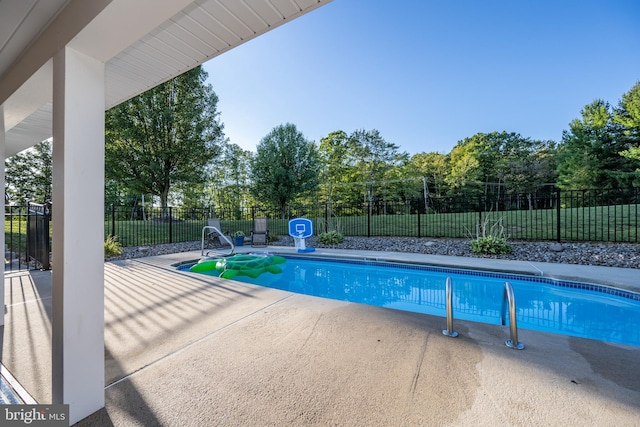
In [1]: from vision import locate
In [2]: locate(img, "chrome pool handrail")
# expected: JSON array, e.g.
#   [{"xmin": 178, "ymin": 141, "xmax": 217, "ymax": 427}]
[
  {"xmin": 442, "ymin": 277, "xmax": 459, "ymax": 338},
  {"xmin": 501, "ymin": 282, "xmax": 525, "ymax": 350},
  {"xmin": 201, "ymin": 226, "xmax": 234, "ymax": 256}
]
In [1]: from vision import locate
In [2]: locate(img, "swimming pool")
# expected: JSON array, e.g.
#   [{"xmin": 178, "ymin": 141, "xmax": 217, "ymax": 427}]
[{"xmin": 184, "ymin": 255, "xmax": 640, "ymax": 347}]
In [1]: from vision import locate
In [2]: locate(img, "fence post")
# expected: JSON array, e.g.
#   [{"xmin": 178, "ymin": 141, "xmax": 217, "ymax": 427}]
[
  {"xmin": 478, "ymin": 196, "xmax": 483, "ymax": 226},
  {"xmin": 555, "ymin": 189, "xmax": 561, "ymax": 242},
  {"xmin": 111, "ymin": 204, "xmax": 116, "ymax": 238},
  {"xmin": 25, "ymin": 201, "xmax": 31, "ymax": 265},
  {"xmin": 168, "ymin": 206, "xmax": 173, "ymax": 244},
  {"xmin": 417, "ymin": 205, "xmax": 421, "ymax": 238},
  {"xmin": 42, "ymin": 204, "xmax": 51, "ymax": 270},
  {"xmin": 367, "ymin": 201, "xmax": 371, "ymax": 238},
  {"xmin": 324, "ymin": 202, "xmax": 329, "ymax": 233}
]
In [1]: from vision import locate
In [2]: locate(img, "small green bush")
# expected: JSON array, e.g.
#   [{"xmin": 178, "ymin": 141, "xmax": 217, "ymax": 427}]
[
  {"xmin": 317, "ymin": 230, "xmax": 345, "ymax": 245},
  {"xmin": 469, "ymin": 216, "xmax": 512, "ymax": 255},
  {"xmin": 104, "ymin": 235, "xmax": 123, "ymax": 257},
  {"xmin": 316, "ymin": 217, "xmax": 344, "ymax": 245},
  {"xmin": 470, "ymin": 235, "xmax": 512, "ymax": 254}
]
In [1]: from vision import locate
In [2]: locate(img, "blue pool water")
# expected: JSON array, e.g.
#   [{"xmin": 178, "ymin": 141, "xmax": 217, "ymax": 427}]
[{"xmin": 184, "ymin": 256, "xmax": 640, "ymax": 347}]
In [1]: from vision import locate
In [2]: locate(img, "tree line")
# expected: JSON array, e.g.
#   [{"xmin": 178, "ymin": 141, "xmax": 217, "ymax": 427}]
[{"xmin": 5, "ymin": 66, "xmax": 640, "ymax": 215}]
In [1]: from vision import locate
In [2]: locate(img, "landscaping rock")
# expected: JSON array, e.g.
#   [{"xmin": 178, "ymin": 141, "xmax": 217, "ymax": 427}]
[
  {"xmin": 105, "ymin": 236, "xmax": 640, "ymax": 269},
  {"xmin": 549, "ymin": 243, "xmax": 564, "ymax": 252}
]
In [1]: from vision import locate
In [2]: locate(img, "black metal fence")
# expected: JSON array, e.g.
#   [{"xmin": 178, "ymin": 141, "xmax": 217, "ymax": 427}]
[
  {"xmin": 103, "ymin": 188, "xmax": 640, "ymax": 247},
  {"xmin": 27, "ymin": 202, "xmax": 50, "ymax": 269},
  {"xmin": 4, "ymin": 202, "xmax": 51, "ymax": 271},
  {"xmin": 5, "ymin": 188, "xmax": 636, "ymax": 271}
]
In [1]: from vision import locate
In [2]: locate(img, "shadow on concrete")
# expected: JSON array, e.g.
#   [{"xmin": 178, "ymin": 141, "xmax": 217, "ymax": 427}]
[
  {"xmin": 3, "ymin": 253, "xmax": 640, "ymax": 425},
  {"xmin": 2, "ymin": 269, "xmax": 164, "ymax": 426}
]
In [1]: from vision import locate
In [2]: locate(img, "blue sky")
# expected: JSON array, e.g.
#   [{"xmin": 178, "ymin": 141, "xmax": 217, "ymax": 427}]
[{"xmin": 203, "ymin": 0, "xmax": 640, "ymax": 156}]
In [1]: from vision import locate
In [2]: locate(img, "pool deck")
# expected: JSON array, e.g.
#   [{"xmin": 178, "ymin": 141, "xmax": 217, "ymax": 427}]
[{"xmin": 2, "ymin": 246, "xmax": 639, "ymax": 426}]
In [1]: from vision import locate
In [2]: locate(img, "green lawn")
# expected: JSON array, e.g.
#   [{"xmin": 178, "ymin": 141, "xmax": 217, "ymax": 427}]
[
  {"xmin": 4, "ymin": 212, "xmax": 30, "ymax": 256},
  {"xmin": 103, "ymin": 203, "xmax": 640, "ymax": 246},
  {"xmin": 7, "ymin": 203, "xmax": 638, "ymax": 252}
]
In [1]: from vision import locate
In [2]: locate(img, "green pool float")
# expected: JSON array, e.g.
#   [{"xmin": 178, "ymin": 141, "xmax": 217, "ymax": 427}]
[{"xmin": 190, "ymin": 254, "xmax": 286, "ymax": 279}]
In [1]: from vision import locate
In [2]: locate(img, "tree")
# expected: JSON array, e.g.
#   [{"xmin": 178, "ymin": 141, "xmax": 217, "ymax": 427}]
[
  {"xmin": 209, "ymin": 142, "xmax": 253, "ymax": 218},
  {"xmin": 446, "ymin": 131, "xmax": 558, "ymax": 199},
  {"xmin": 105, "ymin": 66, "xmax": 225, "ymax": 209},
  {"xmin": 616, "ymin": 81, "xmax": 640, "ymax": 171},
  {"xmin": 557, "ymin": 100, "xmax": 635, "ymax": 189},
  {"xmin": 496, "ymin": 137, "xmax": 557, "ymax": 196},
  {"xmin": 378, "ymin": 159, "xmax": 416, "ymax": 207},
  {"xmin": 614, "ymin": 80, "xmax": 640, "ymax": 138},
  {"xmin": 172, "ymin": 142, "xmax": 252, "ymax": 210},
  {"xmin": 446, "ymin": 136, "xmax": 483, "ymax": 192},
  {"xmin": 499, "ymin": 141, "xmax": 557, "ymax": 209},
  {"xmin": 319, "ymin": 130, "xmax": 358, "ymax": 205},
  {"xmin": 250, "ymin": 123, "xmax": 321, "ymax": 217},
  {"xmin": 349, "ymin": 129, "xmax": 407, "ymax": 204},
  {"xmin": 5, "ymin": 140, "xmax": 52, "ymax": 204},
  {"xmin": 409, "ymin": 152, "xmax": 450, "ymax": 197}
]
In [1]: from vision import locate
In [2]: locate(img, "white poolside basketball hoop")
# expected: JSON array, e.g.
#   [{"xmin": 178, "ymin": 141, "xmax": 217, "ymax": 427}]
[{"xmin": 288, "ymin": 218, "xmax": 315, "ymax": 253}]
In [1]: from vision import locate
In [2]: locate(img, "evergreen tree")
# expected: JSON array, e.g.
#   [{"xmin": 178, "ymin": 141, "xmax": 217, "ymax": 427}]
[
  {"xmin": 616, "ymin": 81, "xmax": 640, "ymax": 172},
  {"xmin": 557, "ymin": 100, "xmax": 634, "ymax": 189}
]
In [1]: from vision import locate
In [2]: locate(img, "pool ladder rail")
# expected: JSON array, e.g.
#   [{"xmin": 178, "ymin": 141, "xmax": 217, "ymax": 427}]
[
  {"xmin": 441, "ymin": 277, "xmax": 458, "ymax": 338},
  {"xmin": 442, "ymin": 278, "xmax": 524, "ymax": 350},
  {"xmin": 501, "ymin": 282, "xmax": 525, "ymax": 350},
  {"xmin": 200, "ymin": 225, "xmax": 234, "ymax": 256}
]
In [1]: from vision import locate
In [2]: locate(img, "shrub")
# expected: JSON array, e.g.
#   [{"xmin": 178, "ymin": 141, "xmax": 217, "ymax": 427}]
[
  {"xmin": 316, "ymin": 217, "xmax": 344, "ymax": 246},
  {"xmin": 317, "ymin": 230, "xmax": 344, "ymax": 245},
  {"xmin": 104, "ymin": 235, "xmax": 123, "ymax": 257},
  {"xmin": 470, "ymin": 235, "xmax": 512, "ymax": 255},
  {"xmin": 469, "ymin": 217, "xmax": 512, "ymax": 255}
]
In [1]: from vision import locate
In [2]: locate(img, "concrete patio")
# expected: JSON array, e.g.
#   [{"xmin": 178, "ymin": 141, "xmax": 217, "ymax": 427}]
[{"xmin": 2, "ymin": 247, "xmax": 639, "ymax": 426}]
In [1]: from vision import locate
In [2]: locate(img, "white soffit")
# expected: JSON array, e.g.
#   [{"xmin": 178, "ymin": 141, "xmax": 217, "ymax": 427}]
[
  {"xmin": 104, "ymin": 0, "xmax": 332, "ymax": 108},
  {"xmin": 1, "ymin": 0, "xmax": 332, "ymax": 156},
  {"xmin": 0, "ymin": 0, "xmax": 70, "ymax": 80}
]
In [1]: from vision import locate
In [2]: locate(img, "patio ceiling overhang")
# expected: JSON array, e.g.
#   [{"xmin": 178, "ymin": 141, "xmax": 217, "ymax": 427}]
[
  {"xmin": 0, "ymin": 0, "xmax": 332, "ymax": 423},
  {"xmin": 0, "ymin": 0, "xmax": 332, "ymax": 157}
]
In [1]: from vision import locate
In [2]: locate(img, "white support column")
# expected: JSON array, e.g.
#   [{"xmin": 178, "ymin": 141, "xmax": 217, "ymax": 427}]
[
  {"xmin": 51, "ymin": 47, "xmax": 105, "ymax": 424},
  {"xmin": 0, "ymin": 105, "xmax": 5, "ymax": 326}
]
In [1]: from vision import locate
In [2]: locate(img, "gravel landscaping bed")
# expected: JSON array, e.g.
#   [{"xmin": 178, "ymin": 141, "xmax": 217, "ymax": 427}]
[{"xmin": 107, "ymin": 236, "xmax": 640, "ymax": 269}]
